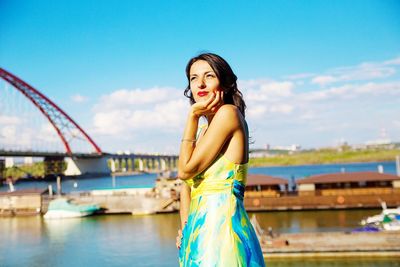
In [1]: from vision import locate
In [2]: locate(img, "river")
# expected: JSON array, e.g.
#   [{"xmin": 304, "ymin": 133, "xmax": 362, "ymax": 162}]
[
  {"xmin": 1, "ymin": 211, "xmax": 399, "ymax": 266},
  {"xmin": 0, "ymin": 161, "xmax": 399, "ymax": 266}
]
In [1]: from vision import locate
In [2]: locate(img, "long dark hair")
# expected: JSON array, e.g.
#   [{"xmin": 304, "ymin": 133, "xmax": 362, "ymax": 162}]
[{"xmin": 184, "ymin": 53, "xmax": 246, "ymax": 117}]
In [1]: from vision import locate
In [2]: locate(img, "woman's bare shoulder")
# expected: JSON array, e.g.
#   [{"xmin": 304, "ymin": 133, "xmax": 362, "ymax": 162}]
[
  {"xmin": 215, "ymin": 104, "xmax": 241, "ymax": 119},
  {"xmin": 210, "ymin": 104, "xmax": 242, "ymax": 132}
]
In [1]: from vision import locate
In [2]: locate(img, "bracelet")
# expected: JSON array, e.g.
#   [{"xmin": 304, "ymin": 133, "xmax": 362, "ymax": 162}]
[{"xmin": 181, "ymin": 139, "xmax": 196, "ymax": 143}]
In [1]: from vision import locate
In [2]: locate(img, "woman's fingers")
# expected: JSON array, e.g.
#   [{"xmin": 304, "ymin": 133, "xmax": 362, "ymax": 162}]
[
  {"xmin": 192, "ymin": 92, "xmax": 214, "ymax": 109},
  {"xmin": 207, "ymin": 91, "xmax": 220, "ymax": 110},
  {"xmin": 191, "ymin": 90, "xmax": 224, "ymax": 116},
  {"xmin": 204, "ymin": 92, "xmax": 216, "ymax": 108},
  {"xmin": 191, "ymin": 92, "xmax": 215, "ymax": 115},
  {"xmin": 176, "ymin": 229, "xmax": 183, "ymax": 249},
  {"xmin": 205, "ymin": 91, "xmax": 220, "ymax": 112},
  {"xmin": 209, "ymin": 91, "xmax": 223, "ymax": 112}
]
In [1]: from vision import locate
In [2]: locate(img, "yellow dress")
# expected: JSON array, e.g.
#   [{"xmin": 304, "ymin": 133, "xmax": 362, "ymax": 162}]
[{"xmin": 179, "ymin": 153, "xmax": 265, "ymax": 266}]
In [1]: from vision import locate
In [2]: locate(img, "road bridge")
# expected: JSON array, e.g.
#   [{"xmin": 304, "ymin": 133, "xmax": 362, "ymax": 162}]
[{"xmin": 0, "ymin": 68, "xmax": 177, "ymax": 178}]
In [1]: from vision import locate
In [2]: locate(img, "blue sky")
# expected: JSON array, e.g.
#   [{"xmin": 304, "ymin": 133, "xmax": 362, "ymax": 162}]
[{"xmin": 1, "ymin": 0, "xmax": 400, "ymax": 153}]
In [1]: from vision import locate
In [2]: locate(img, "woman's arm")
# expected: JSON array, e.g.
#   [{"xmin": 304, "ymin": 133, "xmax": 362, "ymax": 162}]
[
  {"xmin": 178, "ymin": 91, "xmax": 221, "ymax": 179},
  {"xmin": 178, "ymin": 104, "xmax": 241, "ymax": 180},
  {"xmin": 179, "ymin": 183, "xmax": 191, "ymax": 229},
  {"xmin": 176, "ymin": 183, "xmax": 191, "ymax": 249}
]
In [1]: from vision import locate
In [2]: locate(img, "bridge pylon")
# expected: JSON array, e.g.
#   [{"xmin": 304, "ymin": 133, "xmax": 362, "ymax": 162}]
[{"xmin": 64, "ymin": 157, "xmax": 111, "ymax": 176}]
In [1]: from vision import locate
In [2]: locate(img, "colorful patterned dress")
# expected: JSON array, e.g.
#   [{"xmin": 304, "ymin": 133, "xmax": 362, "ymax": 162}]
[{"xmin": 178, "ymin": 153, "xmax": 265, "ymax": 266}]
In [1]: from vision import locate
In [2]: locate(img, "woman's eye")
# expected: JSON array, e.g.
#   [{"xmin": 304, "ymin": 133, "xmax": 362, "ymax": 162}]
[
  {"xmin": 206, "ymin": 74, "xmax": 215, "ymax": 79},
  {"xmin": 190, "ymin": 77, "xmax": 197, "ymax": 81}
]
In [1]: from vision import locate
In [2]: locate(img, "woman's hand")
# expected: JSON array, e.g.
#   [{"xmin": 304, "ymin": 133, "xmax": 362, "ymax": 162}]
[
  {"xmin": 190, "ymin": 90, "xmax": 223, "ymax": 118},
  {"xmin": 176, "ymin": 228, "xmax": 183, "ymax": 249}
]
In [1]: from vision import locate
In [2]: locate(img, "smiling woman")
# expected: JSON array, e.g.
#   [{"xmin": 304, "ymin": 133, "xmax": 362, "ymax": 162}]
[{"xmin": 177, "ymin": 53, "xmax": 265, "ymax": 267}]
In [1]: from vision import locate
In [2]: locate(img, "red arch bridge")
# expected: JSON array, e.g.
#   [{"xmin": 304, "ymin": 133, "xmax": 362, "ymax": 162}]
[{"xmin": 0, "ymin": 67, "xmax": 177, "ymax": 178}]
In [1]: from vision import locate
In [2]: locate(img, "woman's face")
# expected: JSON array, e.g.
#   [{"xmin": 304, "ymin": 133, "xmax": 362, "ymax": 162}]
[{"xmin": 189, "ymin": 60, "xmax": 221, "ymax": 103}]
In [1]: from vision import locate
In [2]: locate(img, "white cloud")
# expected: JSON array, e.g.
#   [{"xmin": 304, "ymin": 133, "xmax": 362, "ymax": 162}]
[
  {"xmin": 383, "ymin": 56, "xmax": 400, "ymax": 66},
  {"xmin": 354, "ymin": 82, "xmax": 400, "ymax": 95},
  {"xmin": 299, "ymin": 111, "xmax": 316, "ymax": 120},
  {"xmin": 269, "ymin": 104, "xmax": 294, "ymax": 114},
  {"xmin": 91, "ymin": 87, "xmax": 188, "ymax": 140},
  {"xmin": 311, "ymin": 58, "xmax": 398, "ymax": 86},
  {"xmin": 247, "ymin": 105, "xmax": 267, "ymax": 118},
  {"xmin": 311, "ymin": 75, "xmax": 337, "ymax": 86},
  {"xmin": 0, "ymin": 115, "xmax": 21, "ymax": 125},
  {"xmin": 260, "ymin": 81, "xmax": 294, "ymax": 96},
  {"xmin": 239, "ymin": 68, "xmax": 400, "ymax": 148},
  {"xmin": 39, "ymin": 124, "xmax": 62, "ymax": 143},
  {"xmin": 1, "ymin": 125, "xmax": 16, "ymax": 141},
  {"xmin": 238, "ymin": 79, "xmax": 272, "ymax": 90},
  {"xmin": 393, "ymin": 120, "xmax": 400, "ymax": 130},
  {"xmin": 284, "ymin": 73, "xmax": 315, "ymax": 80},
  {"xmin": 245, "ymin": 80, "xmax": 294, "ymax": 103},
  {"xmin": 300, "ymin": 81, "xmax": 400, "ymax": 102},
  {"xmin": 94, "ymin": 87, "xmax": 180, "ymax": 111},
  {"xmin": 0, "ymin": 118, "xmax": 65, "ymax": 151},
  {"xmin": 71, "ymin": 94, "xmax": 87, "ymax": 103}
]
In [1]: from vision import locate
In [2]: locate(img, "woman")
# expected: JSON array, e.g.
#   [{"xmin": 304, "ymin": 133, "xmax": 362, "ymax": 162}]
[{"xmin": 176, "ymin": 53, "xmax": 265, "ymax": 267}]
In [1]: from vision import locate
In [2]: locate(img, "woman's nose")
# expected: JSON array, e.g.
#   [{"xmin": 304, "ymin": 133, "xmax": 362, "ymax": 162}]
[{"xmin": 197, "ymin": 78, "xmax": 206, "ymax": 89}]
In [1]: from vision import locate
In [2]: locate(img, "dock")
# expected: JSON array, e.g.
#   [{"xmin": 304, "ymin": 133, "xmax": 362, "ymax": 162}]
[
  {"xmin": 0, "ymin": 187, "xmax": 179, "ymax": 216},
  {"xmin": 247, "ymin": 214, "xmax": 400, "ymax": 258},
  {"xmin": 261, "ymin": 231, "xmax": 400, "ymax": 258}
]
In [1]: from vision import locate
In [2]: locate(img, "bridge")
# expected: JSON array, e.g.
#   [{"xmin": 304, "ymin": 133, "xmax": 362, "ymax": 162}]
[{"xmin": 0, "ymin": 67, "xmax": 177, "ymax": 178}]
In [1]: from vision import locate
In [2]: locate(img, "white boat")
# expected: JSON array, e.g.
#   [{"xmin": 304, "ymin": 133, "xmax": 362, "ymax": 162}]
[
  {"xmin": 360, "ymin": 202, "xmax": 400, "ymax": 231},
  {"xmin": 361, "ymin": 207, "xmax": 400, "ymax": 225},
  {"xmin": 381, "ymin": 213, "xmax": 400, "ymax": 231},
  {"xmin": 44, "ymin": 198, "xmax": 100, "ymax": 219}
]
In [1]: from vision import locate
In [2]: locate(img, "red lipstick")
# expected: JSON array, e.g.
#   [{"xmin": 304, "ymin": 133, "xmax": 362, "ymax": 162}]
[{"xmin": 197, "ymin": 91, "xmax": 209, "ymax": 97}]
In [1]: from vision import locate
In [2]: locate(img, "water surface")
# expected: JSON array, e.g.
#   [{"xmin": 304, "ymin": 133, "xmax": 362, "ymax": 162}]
[{"xmin": 1, "ymin": 210, "xmax": 399, "ymax": 267}]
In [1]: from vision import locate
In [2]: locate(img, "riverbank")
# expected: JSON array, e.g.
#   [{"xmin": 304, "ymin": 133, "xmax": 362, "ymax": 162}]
[
  {"xmin": 261, "ymin": 231, "xmax": 400, "ymax": 258},
  {"xmin": 249, "ymin": 149, "xmax": 400, "ymax": 167}
]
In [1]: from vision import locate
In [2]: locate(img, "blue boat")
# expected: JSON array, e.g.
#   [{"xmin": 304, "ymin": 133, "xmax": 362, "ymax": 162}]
[{"xmin": 44, "ymin": 198, "xmax": 100, "ymax": 219}]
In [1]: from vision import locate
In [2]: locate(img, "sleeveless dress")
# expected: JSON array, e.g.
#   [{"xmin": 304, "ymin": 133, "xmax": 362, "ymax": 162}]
[{"xmin": 178, "ymin": 153, "xmax": 265, "ymax": 266}]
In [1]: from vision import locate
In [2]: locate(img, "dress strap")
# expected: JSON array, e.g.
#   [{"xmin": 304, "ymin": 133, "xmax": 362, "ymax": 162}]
[{"xmin": 196, "ymin": 123, "xmax": 208, "ymax": 140}]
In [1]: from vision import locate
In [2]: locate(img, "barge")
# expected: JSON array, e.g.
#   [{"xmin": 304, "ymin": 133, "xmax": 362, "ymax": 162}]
[{"xmin": 244, "ymin": 172, "xmax": 400, "ymax": 211}]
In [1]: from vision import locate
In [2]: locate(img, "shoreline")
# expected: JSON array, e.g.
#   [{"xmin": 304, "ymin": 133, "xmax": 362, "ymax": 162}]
[
  {"xmin": 2, "ymin": 171, "xmax": 155, "ymax": 184},
  {"xmin": 264, "ymin": 251, "xmax": 400, "ymax": 259},
  {"xmin": 260, "ymin": 231, "xmax": 400, "ymax": 258},
  {"xmin": 249, "ymin": 148, "xmax": 400, "ymax": 168},
  {"xmin": 249, "ymin": 159, "xmax": 397, "ymax": 168}
]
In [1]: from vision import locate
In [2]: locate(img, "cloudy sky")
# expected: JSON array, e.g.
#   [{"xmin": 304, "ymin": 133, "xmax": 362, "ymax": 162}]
[{"xmin": 1, "ymin": 0, "xmax": 399, "ymax": 154}]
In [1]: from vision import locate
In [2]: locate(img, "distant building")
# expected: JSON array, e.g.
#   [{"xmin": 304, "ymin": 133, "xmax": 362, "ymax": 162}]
[
  {"xmin": 245, "ymin": 174, "xmax": 288, "ymax": 197},
  {"xmin": 249, "ymin": 149, "xmax": 276, "ymax": 158},
  {"xmin": 270, "ymin": 144, "xmax": 301, "ymax": 152},
  {"xmin": 244, "ymin": 171, "xmax": 400, "ymax": 210},
  {"xmin": 24, "ymin": 157, "xmax": 33, "ymax": 165},
  {"xmin": 5, "ymin": 157, "xmax": 14, "ymax": 168},
  {"xmin": 363, "ymin": 128, "xmax": 396, "ymax": 149},
  {"xmin": 0, "ymin": 189, "xmax": 48, "ymax": 215},
  {"xmin": 0, "ymin": 159, "xmax": 4, "ymax": 181},
  {"xmin": 297, "ymin": 172, "xmax": 400, "ymax": 197},
  {"xmin": 250, "ymin": 144, "xmax": 301, "ymax": 158}
]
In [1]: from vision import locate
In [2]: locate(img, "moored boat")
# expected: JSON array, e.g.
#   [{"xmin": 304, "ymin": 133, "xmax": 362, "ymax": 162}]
[
  {"xmin": 360, "ymin": 202, "xmax": 400, "ymax": 231},
  {"xmin": 44, "ymin": 198, "xmax": 100, "ymax": 219},
  {"xmin": 381, "ymin": 213, "xmax": 400, "ymax": 231}
]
